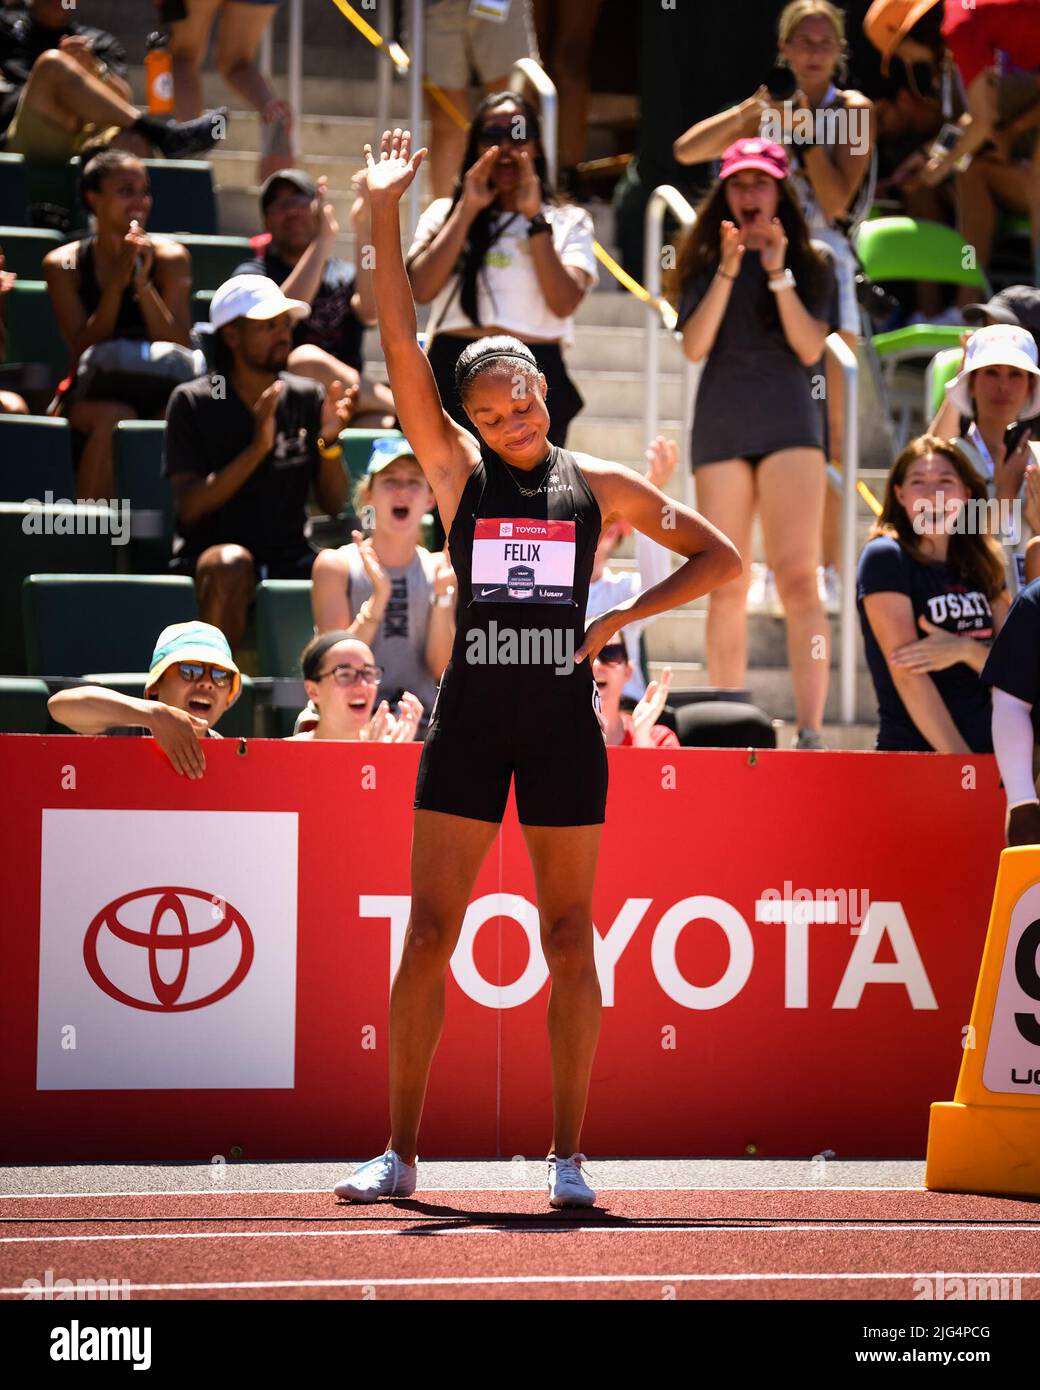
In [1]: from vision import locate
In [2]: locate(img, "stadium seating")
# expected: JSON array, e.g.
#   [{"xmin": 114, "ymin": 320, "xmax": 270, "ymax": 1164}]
[
  {"xmin": 142, "ymin": 160, "xmax": 218, "ymax": 236},
  {"xmin": 338, "ymin": 428, "xmax": 404, "ymax": 487},
  {"xmin": 112, "ymin": 421, "xmax": 175, "ymax": 573},
  {"xmin": 0, "ymin": 676, "xmax": 50, "ymax": 733},
  {"xmin": 0, "ymin": 503, "xmax": 116, "ymax": 673},
  {"xmin": 4, "ymin": 280, "xmax": 70, "ymax": 385},
  {"xmin": 0, "ymin": 416, "xmax": 75, "ymax": 502},
  {"xmin": 923, "ymin": 347, "xmax": 963, "ymax": 424},
  {"xmin": 80, "ymin": 670, "xmax": 257, "ymax": 738},
  {"xmin": 0, "ymin": 225, "xmax": 62, "ymax": 278},
  {"xmin": 175, "ymin": 234, "xmax": 253, "ymax": 292},
  {"xmin": 22, "ymin": 574, "xmax": 197, "ymax": 676},
  {"xmin": 854, "ymin": 217, "xmax": 989, "ymax": 446},
  {"xmin": 0, "ymin": 154, "xmax": 30, "ymax": 227},
  {"xmin": 256, "ymin": 579, "xmax": 313, "ymax": 735}
]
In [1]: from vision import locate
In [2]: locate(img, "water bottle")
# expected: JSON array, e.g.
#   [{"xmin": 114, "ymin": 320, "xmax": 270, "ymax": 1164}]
[{"xmin": 145, "ymin": 32, "xmax": 174, "ymax": 116}]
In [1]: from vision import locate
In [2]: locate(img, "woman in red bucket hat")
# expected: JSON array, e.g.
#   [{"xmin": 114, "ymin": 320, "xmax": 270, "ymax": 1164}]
[{"xmin": 672, "ymin": 137, "xmax": 841, "ymax": 749}]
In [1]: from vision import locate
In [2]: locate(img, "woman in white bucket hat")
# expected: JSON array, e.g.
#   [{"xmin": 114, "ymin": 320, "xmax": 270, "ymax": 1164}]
[{"xmin": 933, "ymin": 323, "xmax": 1040, "ymax": 594}]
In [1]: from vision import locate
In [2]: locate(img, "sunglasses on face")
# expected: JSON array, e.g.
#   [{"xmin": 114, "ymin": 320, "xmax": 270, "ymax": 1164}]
[
  {"xmin": 316, "ymin": 664, "xmax": 383, "ymax": 687},
  {"xmin": 477, "ymin": 124, "xmax": 530, "ymax": 146},
  {"xmin": 176, "ymin": 662, "xmax": 233, "ymax": 686},
  {"xmin": 596, "ymin": 645, "xmax": 628, "ymax": 666}
]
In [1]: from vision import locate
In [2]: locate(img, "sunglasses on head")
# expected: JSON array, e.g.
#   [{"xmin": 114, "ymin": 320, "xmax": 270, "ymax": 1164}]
[
  {"xmin": 177, "ymin": 662, "xmax": 233, "ymax": 687},
  {"xmin": 596, "ymin": 645, "xmax": 628, "ymax": 666}
]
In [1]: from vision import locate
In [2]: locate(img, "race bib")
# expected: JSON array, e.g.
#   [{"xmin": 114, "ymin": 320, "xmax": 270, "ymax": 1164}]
[{"xmin": 472, "ymin": 518, "xmax": 575, "ymax": 603}]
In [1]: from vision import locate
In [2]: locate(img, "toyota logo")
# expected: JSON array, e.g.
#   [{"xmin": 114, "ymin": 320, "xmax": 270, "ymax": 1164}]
[{"xmin": 83, "ymin": 887, "xmax": 254, "ymax": 1012}]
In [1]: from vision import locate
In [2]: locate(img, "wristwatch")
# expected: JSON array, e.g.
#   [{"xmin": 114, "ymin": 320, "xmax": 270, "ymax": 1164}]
[
  {"xmin": 432, "ymin": 587, "xmax": 455, "ymax": 608},
  {"xmin": 527, "ymin": 213, "xmax": 550, "ymax": 237}
]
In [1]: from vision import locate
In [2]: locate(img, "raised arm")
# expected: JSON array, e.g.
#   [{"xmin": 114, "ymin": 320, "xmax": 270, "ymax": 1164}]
[
  {"xmin": 364, "ymin": 129, "xmax": 478, "ymax": 530},
  {"xmin": 673, "ymin": 89, "xmax": 767, "ymax": 166}
]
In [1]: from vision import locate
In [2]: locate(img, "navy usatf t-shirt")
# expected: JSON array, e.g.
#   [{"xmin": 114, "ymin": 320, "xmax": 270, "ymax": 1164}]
[
  {"xmin": 982, "ymin": 577, "xmax": 1040, "ymax": 742},
  {"xmin": 857, "ymin": 535, "xmax": 996, "ymax": 752}
]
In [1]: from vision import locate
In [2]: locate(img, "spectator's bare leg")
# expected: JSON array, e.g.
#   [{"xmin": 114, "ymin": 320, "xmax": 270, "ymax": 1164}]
[
  {"xmin": 387, "ymin": 810, "xmax": 501, "ymax": 1165},
  {"xmin": 1030, "ymin": 129, "xmax": 1040, "ymax": 267},
  {"xmin": 822, "ymin": 328, "xmax": 857, "ymax": 571},
  {"xmin": 66, "ymin": 399, "xmax": 137, "ymax": 501},
  {"xmin": 215, "ymin": 1, "xmax": 292, "ymax": 179},
  {"xmin": 759, "ymin": 448, "xmax": 829, "ymax": 732},
  {"xmin": 955, "ymin": 155, "xmax": 1030, "ymax": 307},
  {"xmin": 546, "ymin": 0, "xmax": 605, "ymax": 173},
  {"xmin": 168, "ymin": 0, "xmax": 222, "ymax": 121},
  {"xmin": 428, "ymin": 88, "xmax": 471, "ymax": 200},
  {"xmin": 287, "ymin": 344, "xmax": 396, "ymax": 428},
  {"xmin": 0, "ymin": 390, "xmax": 29, "ymax": 414},
  {"xmin": 20, "ymin": 49, "xmax": 138, "ymax": 134},
  {"xmin": 193, "ymin": 544, "xmax": 256, "ymax": 651},
  {"xmin": 523, "ymin": 821, "xmax": 602, "ymax": 1160},
  {"xmin": 694, "ymin": 459, "xmax": 755, "ymax": 687}
]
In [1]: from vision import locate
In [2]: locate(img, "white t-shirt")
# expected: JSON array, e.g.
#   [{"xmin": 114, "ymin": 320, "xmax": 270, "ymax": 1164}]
[
  {"xmin": 586, "ymin": 530, "xmax": 673, "ymax": 701},
  {"xmin": 408, "ymin": 198, "xmax": 598, "ymax": 348}
]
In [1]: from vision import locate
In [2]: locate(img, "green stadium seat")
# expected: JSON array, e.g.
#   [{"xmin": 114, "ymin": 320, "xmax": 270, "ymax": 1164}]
[
  {"xmin": 0, "ymin": 154, "xmax": 30, "ymax": 227},
  {"xmin": 4, "ymin": 280, "xmax": 70, "ymax": 384},
  {"xmin": 176, "ymin": 234, "xmax": 253, "ymax": 292},
  {"xmin": 338, "ymin": 428, "xmax": 404, "ymax": 488},
  {"xmin": 143, "ymin": 160, "xmax": 218, "ymax": 235},
  {"xmin": 256, "ymin": 578, "xmax": 313, "ymax": 735},
  {"xmin": 112, "ymin": 420, "xmax": 174, "ymax": 572},
  {"xmin": 0, "ymin": 415, "xmax": 75, "ymax": 502},
  {"xmin": 0, "ymin": 503, "xmax": 116, "ymax": 675},
  {"xmin": 22, "ymin": 574, "xmax": 197, "ymax": 676},
  {"xmin": 80, "ymin": 671, "xmax": 257, "ymax": 738},
  {"xmin": 853, "ymin": 217, "xmax": 988, "ymax": 447},
  {"xmin": 0, "ymin": 676, "xmax": 50, "ymax": 732},
  {"xmin": 924, "ymin": 347, "xmax": 963, "ymax": 423},
  {"xmin": 0, "ymin": 225, "xmax": 63, "ymax": 279}
]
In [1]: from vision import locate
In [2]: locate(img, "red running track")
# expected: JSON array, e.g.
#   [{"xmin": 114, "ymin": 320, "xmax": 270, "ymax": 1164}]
[{"xmin": 1, "ymin": 1189, "xmax": 1039, "ymax": 1300}]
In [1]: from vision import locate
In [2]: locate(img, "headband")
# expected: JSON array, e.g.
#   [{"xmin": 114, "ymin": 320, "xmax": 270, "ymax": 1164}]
[{"xmin": 458, "ymin": 348, "xmax": 538, "ymax": 385}]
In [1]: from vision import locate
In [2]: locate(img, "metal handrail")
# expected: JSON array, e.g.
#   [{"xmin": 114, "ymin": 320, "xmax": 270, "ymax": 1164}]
[
  {"xmin": 407, "ymin": 0, "xmax": 425, "ymax": 240},
  {"xmin": 508, "ymin": 58, "xmax": 558, "ymax": 192},
  {"xmin": 258, "ymin": 0, "xmax": 302, "ymax": 148},
  {"xmin": 643, "ymin": 185, "xmax": 860, "ymax": 725}
]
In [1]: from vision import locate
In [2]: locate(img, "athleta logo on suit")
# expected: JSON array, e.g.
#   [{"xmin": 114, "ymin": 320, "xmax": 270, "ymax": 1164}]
[{"xmin": 473, "ymin": 518, "xmax": 575, "ymax": 604}]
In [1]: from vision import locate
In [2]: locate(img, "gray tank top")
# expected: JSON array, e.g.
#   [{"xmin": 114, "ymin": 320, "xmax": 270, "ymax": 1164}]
[{"xmin": 345, "ymin": 544, "xmax": 440, "ymax": 716}]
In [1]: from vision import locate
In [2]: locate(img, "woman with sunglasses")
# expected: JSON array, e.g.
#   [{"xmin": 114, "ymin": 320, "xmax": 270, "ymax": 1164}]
[
  {"xmin": 47, "ymin": 621, "xmax": 239, "ymax": 780},
  {"xmin": 406, "ymin": 91, "xmax": 595, "ymax": 455},
  {"xmin": 290, "ymin": 631, "xmax": 422, "ymax": 743},
  {"xmin": 332, "ymin": 128, "xmax": 739, "ymax": 1211}
]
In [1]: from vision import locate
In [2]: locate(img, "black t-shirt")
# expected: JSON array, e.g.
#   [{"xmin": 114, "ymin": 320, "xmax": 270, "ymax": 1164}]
[
  {"xmin": 0, "ymin": 6, "xmax": 127, "ymax": 135},
  {"xmin": 234, "ymin": 247, "xmax": 365, "ymax": 373},
  {"xmin": 982, "ymin": 577, "xmax": 1040, "ymax": 741},
  {"xmin": 163, "ymin": 371, "xmax": 323, "ymax": 561},
  {"xmin": 857, "ymin": 535, "xmax": 997, "ymax": 752}
]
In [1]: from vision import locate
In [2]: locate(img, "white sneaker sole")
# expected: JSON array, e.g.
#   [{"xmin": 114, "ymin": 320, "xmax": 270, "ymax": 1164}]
[{"xmin": 549, "ymin": 1191, "xmax": 595, "ymax": 1209}]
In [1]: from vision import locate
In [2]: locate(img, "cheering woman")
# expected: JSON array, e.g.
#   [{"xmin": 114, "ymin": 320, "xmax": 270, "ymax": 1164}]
[{"xmin": 334, "ymin": 129, "xmax": 740, "ymax": 1209}]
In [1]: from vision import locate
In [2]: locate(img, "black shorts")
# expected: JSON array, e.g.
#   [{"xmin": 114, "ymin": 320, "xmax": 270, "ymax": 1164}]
[{"xmin": 414, "ymin": 669, "xmax": 608, "ymax": 826}]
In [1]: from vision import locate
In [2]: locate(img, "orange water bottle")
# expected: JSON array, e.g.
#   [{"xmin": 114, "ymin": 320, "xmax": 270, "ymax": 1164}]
[{"xmin": 145, "ymin": 31, "xmax": 174, "ymax": 115}]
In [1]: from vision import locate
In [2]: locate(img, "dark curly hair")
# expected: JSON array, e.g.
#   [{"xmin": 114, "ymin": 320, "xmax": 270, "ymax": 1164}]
[
  {"xmin": 454, "ymin": 334, "xmax": 542, "ymax": 403},
  {"xmin": 409, "ymin": 91, "xmax": 559, "ymax": 329}
]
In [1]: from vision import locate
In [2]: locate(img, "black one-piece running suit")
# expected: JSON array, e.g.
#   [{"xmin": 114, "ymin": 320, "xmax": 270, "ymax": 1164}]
[{"xmin": 414, "ymin": 440, "xmax": 608, "ymax": 825}]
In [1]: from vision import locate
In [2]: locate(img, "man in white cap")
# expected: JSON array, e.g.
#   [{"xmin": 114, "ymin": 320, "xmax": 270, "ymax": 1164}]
[
  {"xmin": 163, "ymin": 273, "xmax": 354, "ymax": 649},
  {"xmin": 48, "ymin": 621, "xmax": 241, "ymax": 779}
]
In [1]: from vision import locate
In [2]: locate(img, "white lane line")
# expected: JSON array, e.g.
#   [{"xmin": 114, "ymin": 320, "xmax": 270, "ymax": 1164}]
[
  {"xmin": 0, "ymin": 1221, "xmax": 1033, "ymax": 1246},
  {"xmin": 3, "ymin": 1270, "xmax": 1037, "ymax": 1295},
  {"xmin": 0, "ymin": 1186, "xmax": 928, "ymax": 1199}
]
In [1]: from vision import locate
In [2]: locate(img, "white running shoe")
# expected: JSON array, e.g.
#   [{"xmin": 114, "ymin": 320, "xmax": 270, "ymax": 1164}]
[
  {"xmin": 334, "ymin": 1149, "xmax": 417, "ymax": 1203},
  {"xmin": 547, "ymin": 1152, "xmax": 596, "ymax": 1208},
  {"xmin": 819, "ymin": 564, "xmax": 842, "ymax": 614}
]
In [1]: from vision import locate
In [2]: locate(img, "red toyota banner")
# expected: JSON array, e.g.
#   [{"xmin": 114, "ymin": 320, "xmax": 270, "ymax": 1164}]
[{"xmin": 0, "ymin": 734, "xmax": 1006, "ymax": 1161}]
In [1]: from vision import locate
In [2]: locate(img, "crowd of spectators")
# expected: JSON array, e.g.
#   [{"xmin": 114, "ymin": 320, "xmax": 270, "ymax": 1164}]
[{"xmin": 3, "ymin": 0, "xmax": 1040, "ymax": 840}]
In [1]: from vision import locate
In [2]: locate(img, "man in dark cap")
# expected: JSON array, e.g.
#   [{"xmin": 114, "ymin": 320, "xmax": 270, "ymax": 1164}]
[
  {"xmin": 234, "ymin": 168, "xmax": 396, "ymax": 428},
  {"xmin": 962, "ymin": 286, "xmax": 1040, "ymax": 356}
]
